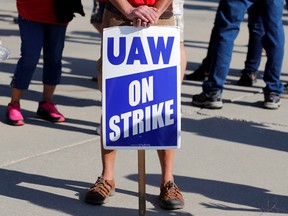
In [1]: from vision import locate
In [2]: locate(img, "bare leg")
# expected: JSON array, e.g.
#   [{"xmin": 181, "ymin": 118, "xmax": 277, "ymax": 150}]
[
  {"xmin": 101, "ymin": 146, "xmax": 117, "ymax": 180},
  {"xmin": 10, "ymin": 87, "xmax": 24, "ymax": 103},
  {"xmin": 42, "ymin": 84, "xmax": 56, "ymax": 101},
  {"xmin": 100, "ymin": 120, "xmax": 116, "ymax": 181},
  {"xmin": 157, "ymin": 149, "xmax": 175, "ymax": 184}
]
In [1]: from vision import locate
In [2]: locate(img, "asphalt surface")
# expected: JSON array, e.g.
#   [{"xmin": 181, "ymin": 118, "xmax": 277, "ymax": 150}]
[{"xmin": 0, "ymin": 0, "xmax": 288, "ymax": 215}]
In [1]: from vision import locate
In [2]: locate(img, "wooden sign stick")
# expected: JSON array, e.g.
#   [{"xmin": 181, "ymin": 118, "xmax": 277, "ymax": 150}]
[{"xmin": 138, "ymin": 150, "xmax": 146, "ymax": 216}]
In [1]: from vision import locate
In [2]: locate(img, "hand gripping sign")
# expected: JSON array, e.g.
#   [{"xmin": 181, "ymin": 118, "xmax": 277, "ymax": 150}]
[{"xmin": 102, "ymin": 26, "xmax": 181, "ymax": 150}]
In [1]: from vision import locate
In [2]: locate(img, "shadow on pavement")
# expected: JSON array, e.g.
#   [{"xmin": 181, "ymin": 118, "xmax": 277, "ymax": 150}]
[
  {"xmin": 127, "ymin": 174, "xmax": 288, "ymax": 214},
  {"xmin": 0, "ymin": 169, "xmax": 193, "ymax": 216},
  {"xmin": 182, "ymin": 117, "xmax": 288, "ymax": 153}
]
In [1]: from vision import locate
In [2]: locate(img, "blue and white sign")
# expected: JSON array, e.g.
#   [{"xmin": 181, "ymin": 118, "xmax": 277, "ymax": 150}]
[{"xmin": 102, "ymin": 26, "xmax": 181, "ymax": 150}]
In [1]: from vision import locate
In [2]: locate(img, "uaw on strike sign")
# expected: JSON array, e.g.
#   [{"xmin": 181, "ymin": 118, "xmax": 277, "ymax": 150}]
[{"xmin": 102, "ymin": 26, "xmax": 180, "ymax": 150}]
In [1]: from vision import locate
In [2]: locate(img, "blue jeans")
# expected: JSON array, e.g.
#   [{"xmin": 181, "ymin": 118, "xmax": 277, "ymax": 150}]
[
  {"xmin": 245, "ymin": 2, "xmax": 264, "ymax": 72},
  {"xmin": 203, "ymin": 0, "xmax": 284, "ymax": 95},
  {"xmin": 200, "ymin": 4, "xmax": 264, "ymax": 73},
  {"xmin": 11, "ymin": 16, "xmax": 67, "ymax": 89}
]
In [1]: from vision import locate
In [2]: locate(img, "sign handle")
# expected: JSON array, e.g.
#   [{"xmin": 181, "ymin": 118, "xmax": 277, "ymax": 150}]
[{"xmin": 138, "ymin": 150, "xmax": 146, "ymax": 216}]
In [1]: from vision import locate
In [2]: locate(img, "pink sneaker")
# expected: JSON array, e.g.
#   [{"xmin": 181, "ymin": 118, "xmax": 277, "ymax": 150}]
[
  {"xmin": 6, "ymin": 102, "xmax": 24, "ymax": 126},
  {"xmin": 36, "ymin": 101, "xmax": 65, "ymax": 122}
]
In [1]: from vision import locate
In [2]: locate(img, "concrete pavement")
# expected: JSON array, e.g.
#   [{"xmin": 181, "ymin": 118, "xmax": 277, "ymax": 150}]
[{"xmin": 0, "ymin": 0, "xmax": 288, "ymax": 215}]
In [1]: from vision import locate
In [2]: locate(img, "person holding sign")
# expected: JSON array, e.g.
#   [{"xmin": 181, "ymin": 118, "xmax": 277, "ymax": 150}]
[{"xmin": 84, "ymin": 0, "xmax": 184, "ymax": 210}]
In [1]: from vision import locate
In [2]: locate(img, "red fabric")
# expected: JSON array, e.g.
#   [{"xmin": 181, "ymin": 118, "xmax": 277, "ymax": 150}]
[
  {"xmin": 128, "ymin": 0, "xmax": 156, "ymax": 6},
  {"xmin": 17, "ymin": 0, "xmax": 66, "ymax": 25}
]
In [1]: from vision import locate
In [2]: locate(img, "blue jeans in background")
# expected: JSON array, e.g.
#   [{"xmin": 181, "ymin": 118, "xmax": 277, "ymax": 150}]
[
  {"xmin": 245, "ymin": 2, "xmax": 264, "ymax": 72},
  {"xmin": 203, "ymin": 0, "xmax": 284, "ymax": 95},
  {"xmin": 11, "ymin": 16, "xmax": 67, "ymax": 90}
]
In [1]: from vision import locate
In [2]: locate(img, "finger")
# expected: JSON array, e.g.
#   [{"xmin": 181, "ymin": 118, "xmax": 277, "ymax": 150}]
[
  {"xmin": 132, "ymin": 19, "xmax": 137, "ymax": 27},
  {"xmin": 141, "ymin": 21, "xmax": 148, "ymax": 27},
  {"xmin": 136, "ymin": 18, "xmax": 142, "ymax": 27}
]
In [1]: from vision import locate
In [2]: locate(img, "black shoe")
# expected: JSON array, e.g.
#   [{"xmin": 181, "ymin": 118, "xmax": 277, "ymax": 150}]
[
  {"xmin": 186, "ymin": 65, "xmax": 208, "ymax": 81},
  {"xmin": 192, "ymin": 91, "xmax": 223, "ymax": 109},
  {"xmin": 264, "ymin": 92, "xmax": 281, "ymax": 109},
  {"xmin": 237, "ymin": 69, "xmax": 257, "ymax": 86}
]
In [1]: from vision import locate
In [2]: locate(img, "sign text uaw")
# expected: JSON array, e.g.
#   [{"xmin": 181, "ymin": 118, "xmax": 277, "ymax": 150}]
[{"xmin": 102, "ymin": 26, "xmax": 181, "ymax": 150}]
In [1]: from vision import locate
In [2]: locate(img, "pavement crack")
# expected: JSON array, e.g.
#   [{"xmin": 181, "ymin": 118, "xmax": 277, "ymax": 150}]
[{"xmin": 0, "ymin": 137, "xmax": 98, "ymax": 168}]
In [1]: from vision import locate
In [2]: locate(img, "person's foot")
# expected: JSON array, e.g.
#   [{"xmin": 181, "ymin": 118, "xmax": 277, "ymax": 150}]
[
  {"xmin": 36, "ymin": 101, "xmax": 65, "ymax": 122},
  {"xmin": 6, "ymin": 102, "xmax": 24, "ymax": 126},
  {"xmin": 159, "ymin": 181, "xmax": 184, "ymax": 210},
  {"xmin": 264, "ymin": 92, "xmax": 281, "ymax": 109},
  {"xmin": 192, "ymin": 91, "xmax": 223, "ymax": 109},
  {"xmin": 280, "ymin": 83, "xmax": 288, "ymax": 99},
  {"xmin": 186, "ymin": 65, "xmax": 208, "ymax": 81},
  {"xmin": 236, "ymin": 69, "xmax": 257, "ymax": 86},
  {"xmin": 85, "ymin": 177, "xmax": 115, "ymax": 205}
]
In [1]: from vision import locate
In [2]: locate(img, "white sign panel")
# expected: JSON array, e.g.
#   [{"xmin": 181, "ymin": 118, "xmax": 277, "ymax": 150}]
[{"xmin": 102, "ymin": 26, "xmax": 180, "ymax": 150}]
